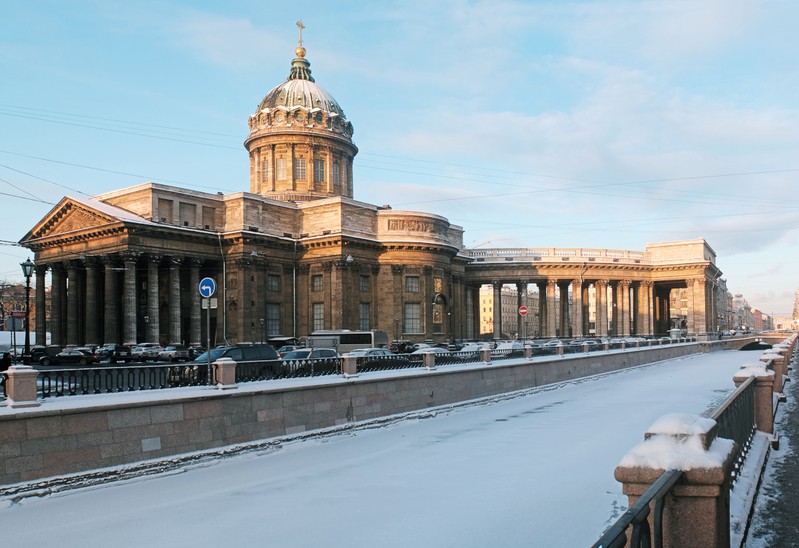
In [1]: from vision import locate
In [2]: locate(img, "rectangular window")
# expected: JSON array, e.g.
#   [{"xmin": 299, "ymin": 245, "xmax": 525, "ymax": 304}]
[
  {"xmin": 294, "ymin": 158, "xmax": 306, "ymax": 180},
  {"xmin": 266, "ymin": 303, "xmax": 280, "ymax": 336},
  {"xmin": 359, "ymin": 303, "xmax": 370, "ymax": 331},
  {"xmin": 276, "ymin": 158, "xmax": 287, "ymax": 181},
  {"xmin": 312, "ymin": 274, "xmax": 324, "ymax": 292},
  {"xmin": 267, "ymin": 274, "xmax": 280, "ymax": 292},
  {"xmin": 405, "ymin": 276, "xmax": 420, "ymax": 293},
  {"xmin": 314, "ymin": 159, "xmax": 325, "ymax": 183},
  {"xmin": 333, "ymin": 160, "xmax": 340, "ymax": 189},
  {"xmin": 404, "ymin": 303, "xmax": 422, "ymax": 334},
  {"xmin": 312, "ymin": 303, "xmax": 324, "ymax": 331},
  {"xmin": 359, "ymin": 275, "xmax": 370, "ymax": 292}
]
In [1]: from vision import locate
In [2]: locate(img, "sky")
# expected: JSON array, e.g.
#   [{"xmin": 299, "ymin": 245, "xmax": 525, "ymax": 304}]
[
  {"xmin": 1, "ymin": 1, "xmax": 798, "ymax": 316},
  {"xmin": 0, "ymin": 349, "xmax": 758, "ymax": 546}
]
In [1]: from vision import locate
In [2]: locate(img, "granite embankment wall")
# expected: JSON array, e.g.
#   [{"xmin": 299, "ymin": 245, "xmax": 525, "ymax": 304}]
[{"xmin": 0, "ymin": 342, "xmax": 711, "ymax": 486}]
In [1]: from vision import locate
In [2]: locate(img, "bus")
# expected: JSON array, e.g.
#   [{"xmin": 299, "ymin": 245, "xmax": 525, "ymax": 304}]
[{"xmin": 306, "ymin": 330, "xmax": 389, "ymax": 354}]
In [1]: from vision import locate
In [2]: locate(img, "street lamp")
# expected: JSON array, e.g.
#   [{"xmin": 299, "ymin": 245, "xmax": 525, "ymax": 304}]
[
  {"xmin": 259, "ymin": 318, "xmax": 264, "ymax": 344},
  {"xmin": 20, "ymin": 258, "xmax": 34, "ymax": 364}
]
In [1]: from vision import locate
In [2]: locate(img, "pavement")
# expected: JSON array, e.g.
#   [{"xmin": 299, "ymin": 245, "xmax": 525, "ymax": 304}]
[{"xmin": 745, "ymin": 350, "xmax": 799, "ymax": 547}]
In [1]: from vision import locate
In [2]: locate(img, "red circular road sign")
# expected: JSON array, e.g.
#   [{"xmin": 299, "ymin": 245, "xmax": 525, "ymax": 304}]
[{"xmin": 518, "ymin": 306, "xmax": 528, "ymax": 316}]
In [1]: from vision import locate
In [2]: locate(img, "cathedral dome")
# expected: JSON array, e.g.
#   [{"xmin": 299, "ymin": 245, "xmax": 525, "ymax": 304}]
[
  {"xmin": 248, "ymin": 45, "xmax": 353, "ymax": 139},
  {"xmin": 245, "ymin": 29, "xmax": 358, "ymax": 202}
]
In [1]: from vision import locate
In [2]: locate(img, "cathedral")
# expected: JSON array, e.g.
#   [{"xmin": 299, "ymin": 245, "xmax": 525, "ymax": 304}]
[
  {"xmin": 19, "ymin": 36, "xmax": 469, "ymax": 349},
  {"xmin": 19, "ymin": 30, "xmax": 724, "ymax": 349}
]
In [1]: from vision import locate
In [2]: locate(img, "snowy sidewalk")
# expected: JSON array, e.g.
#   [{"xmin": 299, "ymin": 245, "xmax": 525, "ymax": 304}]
[{"xmin": 0, "ymin": 351, "xmax": 754, "ymax": 547}]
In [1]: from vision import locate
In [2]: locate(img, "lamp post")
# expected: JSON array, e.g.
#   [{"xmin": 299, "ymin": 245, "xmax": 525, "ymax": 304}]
[
  {"xmin": 20, "ymin": 258, "xmax": 34, "ymax": 364},
  {"xmin": 259, "ymin": 318, "xmax": 264, "ymax": 344}
]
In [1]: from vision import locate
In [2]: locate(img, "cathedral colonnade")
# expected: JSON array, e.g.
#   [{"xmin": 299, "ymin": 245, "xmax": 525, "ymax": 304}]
[
  {"xmin": 477, "ymin": 275, "xmax": 713, "ymax": 340},
  {"xmin": 36, "ymin": 254, "xmax": 213, "ymax": 349}
]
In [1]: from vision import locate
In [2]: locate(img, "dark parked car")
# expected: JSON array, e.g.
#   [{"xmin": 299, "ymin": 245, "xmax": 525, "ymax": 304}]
[
  {"xmin": 175, "ymin": 343, "xmax": 281, "ymax": 384},
  {"xmin": 97, "ymin": 344, "xmax": 132, "ymax": 363},
  {"xmin": 29, "ymin": 345, "xmax": 62, "ymax": 364},
  {"xmin": 39, "ymin": 349, "xmax": 99, "ymax": 366},
  {"xmin": 346, "ymin": 347, "xmax": 409, "ymax": 370}
]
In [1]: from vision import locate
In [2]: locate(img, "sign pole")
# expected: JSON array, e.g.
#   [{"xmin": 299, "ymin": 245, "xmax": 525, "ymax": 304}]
[{"xmin": 199, "ymin": 277, "xmax": 217, "ymax": 386}]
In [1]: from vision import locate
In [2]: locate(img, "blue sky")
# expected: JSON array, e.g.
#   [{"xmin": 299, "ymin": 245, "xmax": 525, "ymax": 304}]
[{"xmin": 1, "ymin": 0, "xmax": 798, "ymax": 317}]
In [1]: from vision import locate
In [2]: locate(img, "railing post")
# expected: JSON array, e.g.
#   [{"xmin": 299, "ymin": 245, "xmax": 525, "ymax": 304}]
[
  {"xmin": 614, "ymin": 413, "xmax": 736, "ymax": 548},
  {"xmin": 480, "ymin": 348, "xmax": 491, "ymax": 364},
  {"xmin": 424, "ymin": 352, "xmax": 436, "ymax": 370},
  {"xmin": 2, "ymin": 365, "xmax": 41, "ymax": 408},
  {"xmin": 342, "ymin": 355, "xmax": 358, "ymax": 377},
  {"xmin": 524, "ymin": 345, "xmax": 532, "ymax": 359},
  {"xmin": 214, "ymin": 357, "xmax": 238, "ymax": 390},
  {"xmin": 734, "ymin": 365, "xmax": 775, "ymax": 434}
]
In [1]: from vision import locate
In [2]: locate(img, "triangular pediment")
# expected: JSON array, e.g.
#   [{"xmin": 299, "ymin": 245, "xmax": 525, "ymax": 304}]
[{"xmin": 20, "ymin": 197, "xmax": 148, "ymax": 243}]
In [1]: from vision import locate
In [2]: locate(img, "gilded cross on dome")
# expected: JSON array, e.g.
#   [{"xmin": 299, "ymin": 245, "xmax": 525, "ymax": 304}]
[{"xmin": 296, "ymin": 20, "xmax": 304, "ymax": 46}]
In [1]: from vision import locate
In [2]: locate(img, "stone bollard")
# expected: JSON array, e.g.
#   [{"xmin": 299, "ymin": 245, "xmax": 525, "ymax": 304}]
[
  {"xmin": 341, "ymin": 355, "xmax": 358, "ymax": 377},
  {"xmin": 733, "ymin": 365, "xmax": 775, "ymax": 434},
  {"xmin": 524, "ymin": 345, "xmax": 532, "ymax": 359},
  {"xmin": 557, "ymin": 345, "xmax": 564, "ymax": 358},
  {"xmin": 423, "ymin": 352, "xmax": 436, "ymax": 370},
  {"xmin": 582, "ymin": 342, "xmax": 589, "ymax": 354},
  {"xmin": 214, "ymin": 357, "xmax": 238, "ymax": 390},
  {"xmin": 614, "ymin": 414, "xmax": 736, "ymax": 548},
  {"xmin": 762, "ymin": 351, "xmax": 786, "ymax": 395},
  {"xmin": 480, "ymin": 348, "xmax": 491, "ymax": 364},
  {"xmin": 3, "ymin": 365, "xmax": 41, "ymax": 408}
]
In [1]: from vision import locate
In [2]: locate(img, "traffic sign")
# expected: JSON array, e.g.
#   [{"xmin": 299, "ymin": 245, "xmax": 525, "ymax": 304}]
[
  {"xmin": 199, "ymin": 277, "xmax": 217, "ymax": 298},
  {"xmin": 518, "ymin": 306, "xmax": 529, "ymax": 316}
]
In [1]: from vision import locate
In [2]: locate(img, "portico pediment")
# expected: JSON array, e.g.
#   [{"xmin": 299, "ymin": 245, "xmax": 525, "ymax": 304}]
[{"xmin": 20, "ymin": 197, "xmax": 149, "ymax": 244}]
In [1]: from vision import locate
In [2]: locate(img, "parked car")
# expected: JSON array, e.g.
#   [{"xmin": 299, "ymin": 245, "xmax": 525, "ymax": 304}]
[
  {"xmin": 159, "ymin": 345, "xmax": 190, "ymax": 362},
  {"xmin": 39, "ymin": 349, "xmax": 99, "ymax": 366},
  {"xmin": 280, "ymin": 348, "xmax": 339, "ymax": 376},
  {"xmin": 281, "ymin": 348, "xmax": 338, "ymax": 360},
  {"xmin": 131, "ymin": 343, "xmax": 163, "ymax": 361},
  {"xmin": 278, "ymin": 345, "xmax": 303, "ymax": 358},
  {"xmin": 410, "ymin": 346, "xmax": 450, "ymax": 355},
  {"xmin": 176, "ymin": 343, "xmax": 281, "ymax": 385},
  {"xmin": 346, "ymin": 347, "xmax": 409, "ymax": 369},
  {"xmin": 97, "ymin": 344, "xmax": 132, "ymax": 363},
  {"xmin": 193, "ymin": 343, "xmax": 280, "ymax": 363},
  {"xmin": 29, "ymin": 345, "xmax": 62, "ymax": 364}
]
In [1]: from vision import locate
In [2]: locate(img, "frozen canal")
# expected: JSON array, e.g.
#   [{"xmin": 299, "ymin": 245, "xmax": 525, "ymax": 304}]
[{"xmin": 0, "ymin": 351, "xmax": 750, "ymax": 547}]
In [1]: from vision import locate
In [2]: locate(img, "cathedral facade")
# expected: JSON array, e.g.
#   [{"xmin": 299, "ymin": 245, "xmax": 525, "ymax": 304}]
[{"xmin": 20, "ymin": 36, "xmax": 723, "ymax": 349}]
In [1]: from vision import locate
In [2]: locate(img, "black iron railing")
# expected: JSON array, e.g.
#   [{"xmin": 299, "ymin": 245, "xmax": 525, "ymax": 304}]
[
  {"xmin": 37, "ymin": 363, "xmax": 213, "ymax": 399},
  {"xmin": 705, "ymin": 375, "xmax": 755, "ymax": 484},
  {"xmin": 591, "ymin": 469, "xmax": 684, "ymax": 548},
  {"xmin": 592, "ymin": 366, "xmax": 757, "ymax": 546}
]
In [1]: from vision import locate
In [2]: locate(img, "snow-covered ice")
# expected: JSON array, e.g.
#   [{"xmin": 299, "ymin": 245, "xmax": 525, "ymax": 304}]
[{"xmin": 0, "ymin": 351, "xmax": 754, "ymax": 547}]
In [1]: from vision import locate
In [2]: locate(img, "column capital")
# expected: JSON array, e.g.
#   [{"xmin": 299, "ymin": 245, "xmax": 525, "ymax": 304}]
[
  {"xmin": 391, "ymin": 264, "xmax": 404, "ymax": 274},
  {"xmin": 148, "ymin": 254, "xmax": 162, "ymax": 265}
]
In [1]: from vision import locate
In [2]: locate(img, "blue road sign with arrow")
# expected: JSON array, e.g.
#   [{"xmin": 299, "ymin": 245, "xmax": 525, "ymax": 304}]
[{"xmin": 199, "ymin": 277, "xmax": 216, "ymax": 298}]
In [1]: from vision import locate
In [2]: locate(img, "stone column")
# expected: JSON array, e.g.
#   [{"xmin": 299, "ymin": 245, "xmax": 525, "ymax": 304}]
[
  {"xmin": 84, "ymin": 258, "xmax": 100, "ymax": 347},
  {"xmin": 103, "ymin": 257, "xmax": 119, "ymax": 345},
  {"xmin": 620, "ymin": 280, "xmax": 631, "ymax": 337},
  {"xmin": 122, "ymin": 253, "xmax": 138, "ymax": 346},
  {"xmin": 492, "ymin": 281, "xmax": 502, "ymax": 340},
  {"xmin": 558, "ymin": 281, "xmax": 570, "ymax": 338},
  {"xmin": 169, "ymin": 256, "xmax": 182, "ymax": 345},
  {"xmin": 189, "ymin": 259, "xmax": 202, "ymax": 347},
  {"xmin": 697, "ymin": 278, "xmax": 709, "ymax": 335},
  {"xmin": 147, "ymin": 255, "xmax": 160, "ymax": 344},
  {"xmin": 571, "ymin": 280, "xmax": 583, "ymax": 339},
  {"xmin": 546, "ymin": 279, "xmax": 557, "ymax": 338},
  {"xmin": 34, "ymin": 265, "xmax": 47, "ymax": 346},
  {"xmin": 640, "ymin": 281, "xmax": 653, "ymax": 336},
  {"xmin": 596, "ymin": 280, "xmax": 608, "ymax": 337},
  {"xmin": 536, "ymin": 282, "xmax": 546, "ymax": 339},
  {"xmin": 66, "ymin": 262, "xmax": 80, "ymax": 346}
]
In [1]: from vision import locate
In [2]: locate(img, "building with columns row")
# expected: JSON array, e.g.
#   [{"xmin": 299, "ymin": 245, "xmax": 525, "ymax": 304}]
[{"xmin": 19, "ymin": 36, "xmax": 724, "ymax": 349}]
